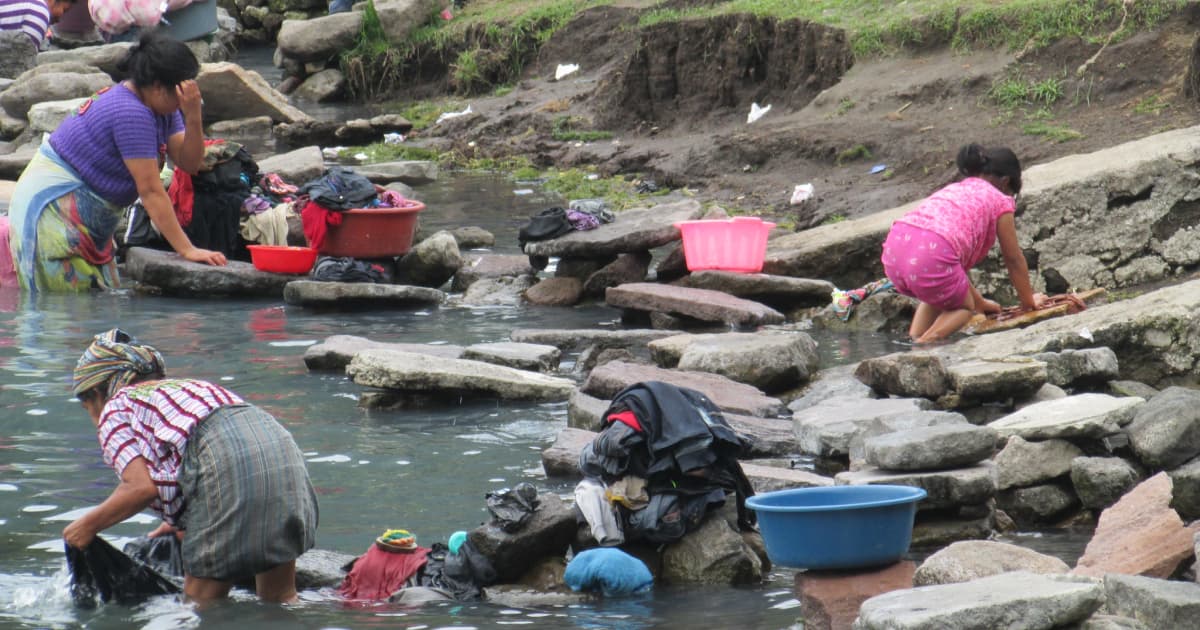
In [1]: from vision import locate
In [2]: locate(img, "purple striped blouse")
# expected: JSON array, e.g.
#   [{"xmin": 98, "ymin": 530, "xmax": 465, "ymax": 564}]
[
  {"xmin": 0, "ymin": 0, "xmax": 50, "ymax": 48},
  {"xmin": 96, "ymin": 379, "xmax": 244, "ymax": 524}
]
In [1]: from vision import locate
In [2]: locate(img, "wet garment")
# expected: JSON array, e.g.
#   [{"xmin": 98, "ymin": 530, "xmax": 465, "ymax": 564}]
[
  {"xmin": 299, "ymin": 167, "xmax": 377, "ymax": 212},
  {"xmin": 338, "ymin": 545, "xmax": 430, "ymax": 600},
  {"xmin": 574, "ymin": 478, "xmax": 624, "ymax": 546},
  {"xmin": 7, "ymin": 143, "xmax": 124, "ymax": 293},
  {"xmin": 564, "ymin": 548, "xmax": 653, "ymax": 597},
  {"xmin": 179, "ymin": 403, "xmax": 318, "ymax": 581},
  {"xmin": 830, "ymin": 278, "xmax": 894, "ymax": 322},
  {"xmin": 300, "ymin": 200, "xmax": 342, "ymax": 252},
  {"xmin": 893, "ymin": 177, "xmax": 1015, "ymax": 270},
  {"xmin": 66, "ymin": 536, "xmax": 180, "ymax": 607},
  {"xmin": 882, "ymin": 221, "xmax": 970, "ymax": 311},
  {"xmin": 310, "ymin": 256, "xmax": 386, "ymax": 283}
]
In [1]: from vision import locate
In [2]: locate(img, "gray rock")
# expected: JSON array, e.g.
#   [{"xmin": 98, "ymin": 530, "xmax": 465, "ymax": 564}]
[
  {"xmin": 256, "ymin": 146, "xmax": 324, "ymax": 185},
  {"xmin": 460, "ymin": 275, "xmax": 535, "ymax": 306},
  {"xmin": 583, "ymin": 360, "xmax": 784, "ymax": 417},
  {"xmin": 948, "ymin": 359, "xmax": 1048, "ymax": 402},
  {"xmin": 567, "ymin": 390, "xmax": 608, "ymax": 430},
  {"xmin": 468, "ymin": 492, "xmax": 577, "ymax": 583},
  {"xmin": 647, "ymin": 333, "xmax": 703, "ymax": 368},
  {"xmin": 679, "ymin": 271, "xmax": 834, "ymax": 308},
  {"xmin": 910, "ymin": 513, "xmax": 993, "ymax": 548},
  {"xmin": 1167, "ymin": 456, "xmax": 1200, "ymax": 521},
  {"xmin": 854, "ymin": 352, "xmax": 950, "ymax": 399},
  {"xmin": 854, "ymin": 571, "xmax": 1104, "ymax": 630},
  {"xmin": 994, "ymin": 436, "xmax": 1083, "ymax": 490},
  {"xmin": 996, "ymin": 480, "xmax": 1081, "ymax": 526},
  {"xmin": 1068, "ymin": 614, "xmax": 1150, "ymax": 630},
  {"xmin": 292, "ymin": 68, "xmax": 345, "ymax": 103},
  {"xmin": 396, "ymin": 231, "xmax": 462, "ymax": 288},
  {"xmin": 742, "ymin": 462, "xmax": 834, "ymax": 493},
  {"xmin": 913, "ymin": 540, "xmax": 1069, "ymax": 586},
  {"xmin": 1033, "ymin": 348, "xmax": 1120, "ymax": 388},
  {"xmin": 463, "ymin": 341, "xmax": 561, "ymax": 373},
  {"xmin": 303, "ymin": 334, "xmax": 464, "ymax": 370},
  {"xmin": 988, "ymin": 394, "xmax": 1144, "ymax": 440},
  {"xmin": 814, "ymin": 292, "xmax": 917, "ymax": 333},
  {"xmin": 1020, "ymin": 382, "xmax": 1069, "ymax": 406},
  {"xmin": 356, "ymin": 161, "xmax": 438, "ymax": 185},
  {"xmin": 0, "ymin": 142, "xmax": 34, "ymax": 179},
  {"xmin": 27, "ymin": 97, "xmax": 88, "ymax": 134},
  {"xmin": 196, "ymin": 62, "xmax": 311, "ymax": 124},
  {"xmin": 794, "ymin": 397, "xmax": 935, "ymax": 458},
  {"xmin": 556, "ymin": 255, "xmax": 615, "ymax": 281},
  {"xmin": 1071, "ymin": 456, "xmax": 1143, "ymax": 510},
  {"xmin": 607, "ymin": 282, "xmax": 785, "ymax": 327},
  {"xmin": 1, "ymin": 72, "xmax": 110, "ymax": 118},
  {"xmin": 662, "ymin": 513, "xmax": 762, "ymax": 585},
  {"xmin": 847, "ymin": 411, "xmax": 972, "ymax": 469},
  {"xmin": 295, "ymin": 548, "xmax": 357, "ymax": 589},
  {"xmin": 447, "ymin": 226, "xmax": 494, "ymax": 249},
  {"xmin": 763, "ymin": 201, "xmax": 911, "ymax": 288},
  {"xmin": 1109, "ymin": 380, "xmax": 1159, "ymax": 399},
  {"xmin": 1103, "ymin": 574, "xmax": 1200, "ymax": 629},
  {"xmin": 835, "ymin": 463, "xmax": 995, "ymax": 511},
  {"xmin": 864, "ymin": 425, "xmax": 997, "ymax": 472},
  {"xmin": 207, "ymin": 115, "xmax": 274, "ymax": 147},
  {"xmin": 451, "ymin": 254, "xmax": 534, "ymax": 292},
  {"xmin": 725, "ymin": 413, "xmax": 797, "ymax": 457},
  {"xmin": 347, "ymin": 349, "xmax": 575, "ymax": 401},
  {"xmin": 482, "ymin": 585, "xmax": 588, "ymax": 607},
  {"xmin": 0, "ymin": 31, "xmax": 35, "ymax": 79},
  {"xmin": 374, "ymin": 0, "xmax": 441, "ymax": 45},
  {"xmin": 583, "ymin": 252, "xmax": 651, "ymax": 297},
  {"xmin": 524, "ymin": 277, "xmax": 584, "ymax": 306},
  {"xmin": 0, "ymin": 108, "xmax": 24, "ymax": 139},
  {"xmin": 510, "ymin": 328, "xmax": 676, "ymax": 352},
  {"xmin": 124, "ymin": 247, "xmax": 290, "ymax": 297},
  {"xmin": 788, "ymin": 372, "xmax": 875, "ymax": 412},
  {"xmin": 524, "ymin": 200, "xmax": 704, "ymax": 258},
  {"xmin": 37, "ymin": 42, "xmax": 132, "ymax": 78},
  {"xmin": 282, "ymin": 280, "xmax": 444, "ymax": 308},
  {"xmin": 541, "ymin": 428, "xmax": 594, "ymax": 477},
  {"xmin": 1127, "ymin": 386, "xmax": 1200, "ymax": 470},
  {"xmin": 675, "ymin": 332, "xmax": 820, "ymax": 392},
  {"xmin": 276, "ymin": 13, "xmax": 362, "ymax": 62}
]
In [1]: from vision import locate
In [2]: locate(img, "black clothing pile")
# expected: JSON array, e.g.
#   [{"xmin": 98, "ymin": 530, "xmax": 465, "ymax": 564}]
[
  {"xmin": 412, "ymin": 541, "xmax": 497, "ymax": 601},
  {"xmin": 186, "ymin": 146, "xmax": 259, "ymax": 258},
  {"xmin": 311, "ymin": 256, "xmax": 387, "ymax": 283},
  {"xmin": 300, "ymin": 166, "xmax": 378, "ymax": 211},
  {"xmin": 65, "ymin": 538, "xmax": 180, "ymax": 608}
]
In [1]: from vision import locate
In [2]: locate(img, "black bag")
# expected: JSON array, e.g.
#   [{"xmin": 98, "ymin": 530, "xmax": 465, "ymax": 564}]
[
  {"xmin": 123, "ymin": 535, "xmax": 185, "ymax": 578},
  {"xmin": 121, "ymin": 203, "xmax": 168, "ymax": 250},
  {"xmin": 517, "ymin": 207, "xmax": 573, "ymax": 247},
  {"xmin": 65, "ymin": 538, "xmax": 181, "ymax": 608},
  {"xmin": 485, "ymin": 482, "xmax": 540, "ymax": 533}
]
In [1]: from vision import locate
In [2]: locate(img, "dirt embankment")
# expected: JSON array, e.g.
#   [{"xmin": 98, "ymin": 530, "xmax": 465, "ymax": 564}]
[{"xmin": 412, "ymin": 4, "xmax": 1200, "ymax": 228}]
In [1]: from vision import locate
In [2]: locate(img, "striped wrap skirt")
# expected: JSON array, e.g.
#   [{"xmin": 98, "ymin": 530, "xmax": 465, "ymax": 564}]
[{"xmin": 178, "ymin": 404, "xmax": 319, "ymax": 581}]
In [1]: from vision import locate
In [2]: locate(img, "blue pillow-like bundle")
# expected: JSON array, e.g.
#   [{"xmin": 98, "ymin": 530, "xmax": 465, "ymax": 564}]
[{"xmin": 563, "ymin": 548, "xmax": 654, "ymax": 597}]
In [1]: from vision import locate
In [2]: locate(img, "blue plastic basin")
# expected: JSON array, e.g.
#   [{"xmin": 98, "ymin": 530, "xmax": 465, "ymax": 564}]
[{"xmin": 745, "ymin": 485, "xmax": 927, "ymax": 570}]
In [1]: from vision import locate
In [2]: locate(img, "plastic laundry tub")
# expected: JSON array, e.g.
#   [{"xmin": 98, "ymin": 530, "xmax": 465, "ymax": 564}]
[
  {"xmin": 745, "ymin": 485, "xmax": 926, "ymax": 570},
  {"xmin": 319, "ymin": 202, "xmax": 425, "ymax": 259},
  {"xmin": 674, "ymin": 216, "xmax": 776, "ymax": 273},
  {"xmin": 161, "ymin": 0, "xmax": 219, "ymax": 41}
]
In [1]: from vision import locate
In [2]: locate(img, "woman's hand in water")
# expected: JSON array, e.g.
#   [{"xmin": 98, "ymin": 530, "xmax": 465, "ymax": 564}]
[
  {"xmin": 63, "ymin": 518, "xmax": 97, "ymax": 549},
  {"xmin": 183, "ymin": 247, "xmax": 227, "ymax": 266},
  {"xmin": 977, "ymin": 298, "xmax": 1002, "ymax": 314},
  {"xmin": 176, "ymin": 80, "xmax": 203, "ymax": 121}
]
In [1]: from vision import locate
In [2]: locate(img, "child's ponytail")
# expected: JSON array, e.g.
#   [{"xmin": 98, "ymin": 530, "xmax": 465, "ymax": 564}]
[
  {"xmin": 956, "ymin": 143, "xmax": 988, "ymax": 177},
  {"xmin": 955, "ymin": 143, "xmax": 1022, "ymax": 195}
]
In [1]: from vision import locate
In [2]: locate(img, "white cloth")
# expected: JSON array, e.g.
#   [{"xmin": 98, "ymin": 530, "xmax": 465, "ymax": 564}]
[
  {"xmin": 574, "ymin": 478, "xmax": 624, "ymax": 547},
  {"xmin": 240, "ymin": 202, "xmax": 290, "ymax": 246}
]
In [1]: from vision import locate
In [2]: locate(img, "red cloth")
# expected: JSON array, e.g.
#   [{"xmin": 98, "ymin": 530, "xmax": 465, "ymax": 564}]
[
  {"xmin": 338, "ymin": 545, "xmax": 429, "ymax": 600},
  {"xmin": 301, "ymin": 200, "xmax": 342, "ymax": 252},
  {"xmin": 607, "ymin": 410, "xmax": 642, "ymax": 433},
  {"xmin": 167, "ymin": 170, "xmax": 194, "ymax": 228}
]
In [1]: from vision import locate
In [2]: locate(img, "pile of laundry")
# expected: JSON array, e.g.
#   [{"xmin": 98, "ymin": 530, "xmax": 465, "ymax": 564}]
[{"xmin": 517, "ymin": 199, "xmax": 614, "ymax": 248}]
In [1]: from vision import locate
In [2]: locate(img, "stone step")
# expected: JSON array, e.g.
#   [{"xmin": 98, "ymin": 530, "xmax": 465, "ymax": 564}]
[
  {"xmin": 347, "ymin": 349, "xmax": 574, "ymax": 402},
  {"xmin": 303, "ymin": 334, "xmax": 465, "ymax": 371},
  {"xmin": 583, "ymin": 360, "xmax": 784, "ymax": 418},
  {"xmin": 125, "ymin": 247, "xmax": 291, "ymax": 297},
  {"xmin": 282, "ymin": 280, "xmax": 444, "ymax": 308},
  {"xmin": 987, "ymin": 393, "xmax": 1144, "ymax": 440},
  {"xmin": 606, "ymin": 282, "xmax": 784, "ymax": 327}
]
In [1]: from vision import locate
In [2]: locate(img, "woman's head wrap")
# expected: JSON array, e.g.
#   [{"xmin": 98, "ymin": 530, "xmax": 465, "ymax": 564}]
[{"xmin": 72, "ymin": 329, "xmax": 165, "ymax": 399}]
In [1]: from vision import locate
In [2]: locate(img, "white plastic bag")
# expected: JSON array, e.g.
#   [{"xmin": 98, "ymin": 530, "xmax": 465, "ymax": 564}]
[
  {"xmin": 555, "ymin": 63, "xmax": 580, "ymax": 80},
  {"xmin": 747, "ymin": 102, "xmax": 772, "ymax": 124},
  {"xmin": 435, "ymin": 104, "xmax": 473, "ymax": 125},
  {"xmin": 790, "ymin": 183, "xmax": 814, "ymax": 205}
]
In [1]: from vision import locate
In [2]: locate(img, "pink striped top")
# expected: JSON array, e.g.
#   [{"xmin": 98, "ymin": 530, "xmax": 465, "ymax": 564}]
[{"xmin": 96, "ymin": 379, "xmax": 243, "ymax": 524}]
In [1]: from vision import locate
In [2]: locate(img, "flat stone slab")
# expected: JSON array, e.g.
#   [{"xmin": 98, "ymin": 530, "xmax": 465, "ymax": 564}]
[
  {"xmin": 988, "ymin": 393, "xmax": 1144, "ymax": 440},
  {"xmin": 283, "ymin": 280, "xmax": 444, "ymax": 307},
  {"xmin": 462, "ymin": 341, "xmax": 561, "ymax": 373},
  {"xmin": 606, "ymin": 282, "xmax": 784, "ymax": 327},
  {"xmin": 864, "ymin": 425, "xmax": 997, "ymax": 472},
  {"xmin": 304, "ymin": 335, "xmax": 465, "ymax": 370},
  {"xmin": 1104, "ymin": 574, "xmax": 1200, "ymax": 630},
  {"xmin": 847, "ymin": 410, "xmax": 971, "ymax": 468},
  {"xmin": 583, "ymin": 360, "xmax": 784, "ymax": 417},
  {"xmin": 741, "ymin": 462, "xmax": 834, "ymax": 493},
  {"xmin": 452, "ymin": 254, "xmax": 535, "ymax": 292},
  {"xmin": 855, "ymin": 571, "xmax": 1104, "ymax": 630},
  {"xmin": 355, "ymin": 160, "xmax": 438, "ymax": 185},
  {"xmin": 568, "ymin": 389, "xmax": 608, "ymax": 430},
  {"xmin": 948, "ymin": 359, "xmax": 1048, "ymax": 401},
  {"xmin": 510, "ymin": 328, "xmax": 677, "ymax": 351},
  {"xmin": 523, "ymin": 200, "xmax": 703, "ymax": 258},
  {"xmin": 347, "ymin": 349, "xmax": 575, "ymax": 402},
  {"xmin": 793, "ymin": 397, "xmax": 935, "ymax": 458},
  {"xmin": 835, "ymin": 463, "xmax": 995, "ymax": 510},
  {"xmin": 725, "ymin": 413, "xmax": 797, "ymax": 457},
  {"xmin": 542, "ymin": 428, "xmax": 595, "ymax": 477},
  {"xmin": 124, "ymin": 247, "xmax": 290, "ymax": 297},
  {"xmin": 678, "ymin": 271, "xmax": 834, "ymax": 306}
]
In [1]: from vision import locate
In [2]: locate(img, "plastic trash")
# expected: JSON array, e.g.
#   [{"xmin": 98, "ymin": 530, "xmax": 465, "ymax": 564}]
[
  {"xmin": 322, "ymin": 146, "xmax": 347, "ymax": 160},
  {"xmin": 485, "ymin": 482, "xmax": 540, "ymax": 533},
  {"xmin": 870, "ymin": 164, "xmax": 888, "ymax": 174},
  {"xmin": 747, "ymin": 102, "xmax": 772, "ymax": 124},
  {"xmin": 448, "ymin": 531, "xmax": 468, "ymax": 555},
  {"xmin": 353, "ymin": 152, "xmax": 369, "ymax": 162},
  {"xmin": 383, "ymin": 132, "xmax": 404, "ymax": 145},
  {"xmin": 512, "ymin": 189, "xmax": 534, "ymax": 196},
  {"xmin": 555, "ymin": 63, "xmax": 580, "ymax": 80},
  {"xmin": 436, "ymin": 105, "xmax": 473, "ymax": 125},
  {"xmin": 1079, "ymin": 327, "xmax": 1094, "ymax": 342},
  {"xmin": 790, "ymin": 183, "xmax": 814, "ymax": 206}
]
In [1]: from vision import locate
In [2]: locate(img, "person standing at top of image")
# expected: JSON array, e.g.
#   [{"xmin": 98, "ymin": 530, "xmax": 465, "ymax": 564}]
[
  {"xmin": 2, "ymin": 29, "xmax": 226, "ymax": 293},
  {"xmin": 880, "ymin": 143, "xmax": 1046, "ymax": 344},
  {"xmin": 0, "ymin": 0, "xmax": 76, "ymax": 49}
]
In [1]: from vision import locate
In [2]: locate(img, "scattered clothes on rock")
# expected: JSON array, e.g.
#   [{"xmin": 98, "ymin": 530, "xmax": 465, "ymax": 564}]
[
  {"xmin": 517, "ymin": 207, "xmax": 573, "ymax": 248},
  {"xmin": 338, "ymin": 544, "xmax": 430, "ymax": 601},
  {"xmin": 310, "ymin": 256, "xmax": 386, "ymax": 283},
  {"xmin": 241, "ymin": 202, "xmax": 291, "ymax": 247},
  {"xmin": 375, "ymin": 190, "xmax": 419, "ymax": 209},
  {"xmin": 564, "ymin": 548, "xmax": 653, "ymax": 597},
  {"xmin": 485, "ymin": 482, "xmax": 540, "ymax": 533},
  {"xmin": 634, "ymin": 179, "xmax": 659, "ymax": 194},
  {"xmin": 831, "ymin": 278, "xmax": 894, "ymax": 322},
  {"xmin": 568, "ymin": 199, "xmax": 614, "ymax": 223},
  {"xmin": 300, "ymin": 167, "xmax": 378, "ymax": 212},
  {"xmin": 575, "ymin": 478, "xmax": 624, "ymax": 546},
  {"xmin": 66, "ymin": 537, "xmax": 180, "ymax": 608},
  {"xmin": 260, "ymin": 173, "xmax": 299, "ymax": 199},
  {"xmin": 414, "ymin": 540, "xmax": 496, "ymax": 600},
  {"xmin": 566, "ymin": 209, "xmax": 601, "ymax": 231}
]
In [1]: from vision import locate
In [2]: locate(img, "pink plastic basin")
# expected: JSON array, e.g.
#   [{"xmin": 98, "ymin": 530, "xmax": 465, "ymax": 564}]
[{"xmin": 674, "ymin": 216, "xmax": 776, "ymax": 273}]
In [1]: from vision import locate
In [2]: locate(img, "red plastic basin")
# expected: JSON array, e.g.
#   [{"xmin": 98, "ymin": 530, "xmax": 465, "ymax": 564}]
[
  {"xmin": 319, "ymin": 202, "xmax": 425, "ymax": 259},
  {"xmin": 247, "ymin": 245, "xmax": 317, "ymax": 274}
]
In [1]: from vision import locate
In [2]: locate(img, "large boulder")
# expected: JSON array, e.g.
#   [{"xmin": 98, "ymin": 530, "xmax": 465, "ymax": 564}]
[
  {"xmin": 276, "ymin": 13, "xmax": 363, "ymax": 63},
  {"xmin": 583, "ymin": 252, "xmax": 651, "ymax": 297},
  {"xmin": 346, "ymin": 349, "xmax": 575, "ymax": 401},
  {"xmin": 742, "ymin": 462, "xmax": 834, "ymax": 493},
  {"xmin": 661, "ymin": 512, "xmax": 762, "ymax": 585},
  {"xmin": 1166, "ymin": 456, "xmax": 1200, "ymax": 521},
  {"xmin": 461, "ymin": 275, "xmax": 536, "ymax": 306},
  {"xmin": 1, "ymin": 72, "xmax": 110, "ymax": 119},
  {"xmin": 467, "ymin": 492, "xmax": 577, "ymax": 583},
  {"xmin": 303, "ymin": 334, "xmax": 464, "ymax": 370},
  {"xmin": 584, "ymin": 360, "xmax": 784, "ymax": 417},
  {"xmin": 27, "ymin": 97, "xmax": 88, "ymax": 134},
  {"xmin": 452, "ymin": 254, "xmax": 535, "ymax": 292},
  {"xmin": 541, "ymin": 428, "xmax": 594, "ymax": 477},
  {"xmin": 295, "ymin": 549, "xmax": 357, "ymax": 588},
  {"xmin": 196, "ymin": 62, "xmax": 311, "ymax": 124},
  {"xmin": 606, "ymin": 282, "xmax": 785, "ymax": 327},
  {"xmin": 37, "ymin": 43, "xmax": 132, "ymax": 78},
  {"xmin": 863, "ymin": 425, "xmax": 996, "ymax": 472},
  {"xmin": 674, "ymin": 332, "xmax": 820, "ymax": 392},
  {"xmin": 995, "ymin": 480, "xmax": 1080, "ymax": 526},
  {"xmin": 853, "ymin": 353, "xmax": 950, "ymax": 399},
  {"xmin": 524, "ymin": 277, "xmax": 584, "ymax": 306},
  {"xmin": 292, "ymin": 69, "xmax": 346, "ymax": 103},
  {"xmin": 994, "ymin": 436, "xmax": 1083, "ymax": 490},
  {"xmin": 788, "ymin": 371, "xmax": 875, "ymax": 412},
  {"xmin": 725, "ymin": 413, "xmax": 797, "ymax": 457},
  {"xmin": 795, "ymin": 562, "xmax": 916, "ymax": 630},
  {"xmin": 1071, "ymin": 456, "xmax": 1144, "ymax": 510},
  {"xmin": 1074, "ymin": 473, "xmax": 1200, "ymax": 578},
  {"xmin": 395, "ymin": 230, "xmax": 463, "ymax": 288},
  {"xmin": 356, "ymin": 161, "xmax": 438, "ymax": 185},
  {"xmin": 374, "ymin": 0, "xmax": 440, "ymax": 46},
  {"xmin": 987, "ymin": 394, "xmax": 1143, "ymax": 440},
  {"xmin": 946, "ymin": 359, "xmax": 1048, "ymax": 403},
  {"xmin": 913, "ymin": 540, "xmax": 1070, "ymax": 586},
  {"xmin": 1126, "ymin": 386, "xmax": 1200, "ymax": 470},
  {"xmin": 1033, "ymin": 347, "xmax": 1120, "ymax": 388},
  {"xmin": 256, "ymin": 146, "xmax": 324, "ymax": 185},
  {"xmin": 123, "ymin": 247, "xmax": 290, "ymax": 297},
  {"xmin": 524, "ymin": 200, "xmax": 704, "ymax": 258},
  {"xmin": 848, "ymin": 411, "xmax": 972, "ymax": 469},
  {"xmin": 282, "ymin": 281, "xmax": 444, "ymax": 308},
  {"xmin": 1103, "ymin": 574, "xmax": 1200, "ymax": 629},
  {"xmin": 567, "ymin": 389, "xmax": 608, "ymax": 430}
]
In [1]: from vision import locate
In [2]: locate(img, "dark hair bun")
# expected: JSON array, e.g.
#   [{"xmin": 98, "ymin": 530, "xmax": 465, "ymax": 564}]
[
  {"xmin": 956, "ymin": 143, "xmax": 987, "ymax": 176},
  {"xmin": 116, "ymin": 29, "xmax": 199, "ymax": 89}
]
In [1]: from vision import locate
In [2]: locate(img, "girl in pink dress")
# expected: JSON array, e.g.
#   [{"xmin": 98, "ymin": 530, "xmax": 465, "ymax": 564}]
[{"xmin": 881, "ymin": 144, "xmax": 1045, "ymax": 343}]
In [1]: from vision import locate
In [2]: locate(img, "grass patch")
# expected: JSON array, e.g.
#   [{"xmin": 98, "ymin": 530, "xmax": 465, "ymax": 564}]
[
  {"xmin": 338, "ymin": 143, "xmax": 442, "ymax": 163},
  {"xmin": 551, "ymin": 116, "xmax": 614, "ymax": 142},
  {"xmin": 836, "ymin": 144, "xmax": 872, "ymax": 166},
  {"xmin": 836, "ymin": 97, "xmax": 856, "ymax": 116},
  {"xmin": 989, "ymin": 76, "xmax": 1064, "ymax": 110},
  {"xmin": 1022, "ymin": 121, "xmax": 1083, "ymax": 142},
  {"xmin": 822, "ymin": 214, "xmax": 847, "ymax": 225},
  {"xmin": 391, "ymin": 100, "xmax": 467, "ymax": 131},
  {"xmin": 1133, "ymin": 94, "xmax": 1170, "ymax": 115}
]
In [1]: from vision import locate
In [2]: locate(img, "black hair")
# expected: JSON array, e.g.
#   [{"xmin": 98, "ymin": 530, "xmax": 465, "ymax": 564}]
[
  {"xmin": 117, "ymin": 30, "xmax": 200, "ymax": 89},
  {"xmin": 956, "ymin": 143, "xmax": 1022, "ymax": 195}
]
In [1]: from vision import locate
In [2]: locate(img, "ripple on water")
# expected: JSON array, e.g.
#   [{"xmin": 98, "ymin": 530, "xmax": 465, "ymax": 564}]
[
  {"xmin": 308, "ymin": 455, "xmax": 352, "ymax": 463},
  {"xmin": 22, "ymin": 504, "xmax": 57, "ymax": 513}
]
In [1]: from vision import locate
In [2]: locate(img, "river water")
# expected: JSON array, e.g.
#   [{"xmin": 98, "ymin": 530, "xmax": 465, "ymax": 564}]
[{"xmin": 0, "ymin": 49, "xmax": 1088, "ymax": 629}]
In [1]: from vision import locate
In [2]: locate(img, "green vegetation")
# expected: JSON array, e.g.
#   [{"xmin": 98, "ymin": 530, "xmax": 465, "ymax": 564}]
[
  {"xmin": 390, "ymin": 100, "xmax": 467, "ymax": 131},
  {"xmin": 1022, "ymin": 121, "xmax": 1083, "ymax": 142},
  {"xmin": 1133, "ymin": 94, "xmax": 1170, "ymax": 115},
  {"xmin": 338, "ymin": 143, "xmax": 442, "ymax": 163},
  {"xmin": 836, "ymin": 97, "xmax": 856, "ymax": 116},
  {"xmin": 551, "ymin": 116, "xmax": 614, "ymax": 142},
  {"xmin": 822, "ymin": 214, "xmax": 848, "ymax": 225},
  {"xmin": 836, "ymin": 144, "xmax": 872, "ymax": 166},
  {"xmin": 989, "ymin": 76, "xmax": 1063, "ymax": 110}
]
